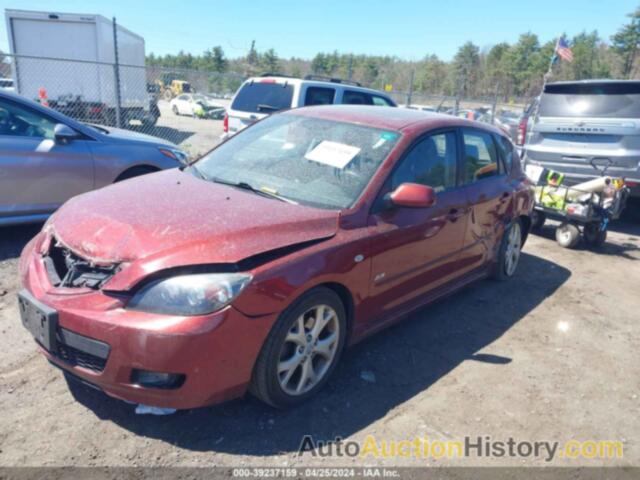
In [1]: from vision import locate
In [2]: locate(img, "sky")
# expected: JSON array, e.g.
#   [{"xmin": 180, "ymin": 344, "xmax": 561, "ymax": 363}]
[{"xmin": 0, "ymin": 0, "xmax": 637, "ymax": 61}]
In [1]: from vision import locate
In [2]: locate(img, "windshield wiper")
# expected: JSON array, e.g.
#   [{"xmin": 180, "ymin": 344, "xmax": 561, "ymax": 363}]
[
  {"xmin": 211, "ymin": 177, "xmax": 298, "ymax": 204},
  {"xmin": 256, "ymin": 104, "xmax": 280, "ymax": 112}
]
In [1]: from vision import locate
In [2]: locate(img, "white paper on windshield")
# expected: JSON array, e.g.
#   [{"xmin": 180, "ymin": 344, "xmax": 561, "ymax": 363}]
[{"xmin": 304, "ymin": 141, "xmax": 361, "ymax": 169}]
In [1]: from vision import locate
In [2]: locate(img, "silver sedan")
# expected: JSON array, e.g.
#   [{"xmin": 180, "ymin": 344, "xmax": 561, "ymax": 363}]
[{"xmin": 0, "ymin": 90, "xmax": 188, "ymax": 226}]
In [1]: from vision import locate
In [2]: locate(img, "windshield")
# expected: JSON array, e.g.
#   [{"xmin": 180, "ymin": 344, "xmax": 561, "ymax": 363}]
[
  {"xmin": 231, "ymin": 82, "xmax": 294, "ymax": 113},
  {"xmin": 193, "ymin": 114, "xmax": 400, "ymax": 209},
  {"xmin": 539, "ymin": 82, "xmax": 640, "ymax": 118}
]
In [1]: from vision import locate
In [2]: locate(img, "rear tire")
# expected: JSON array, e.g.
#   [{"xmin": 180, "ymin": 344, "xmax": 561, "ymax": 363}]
[
  {"xmin": 491, "ymin": 219, "xmax": 523, "ymax": 281},
  {"xmin": 250, "ymin": 287, "xmax": 347, "ymax": 409},
  {"xmin": 555, "ymin": 223, "xmax": 580, "ymax": 248},
  {"xmin": 584, "ymin": 222, "xmax": 607, "ymax": 247}
]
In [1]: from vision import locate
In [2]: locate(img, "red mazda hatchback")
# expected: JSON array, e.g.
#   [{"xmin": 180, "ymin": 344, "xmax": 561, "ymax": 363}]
[{"xmin": 18, "ymin": 106, "xmax": 533, "ymax": 409}]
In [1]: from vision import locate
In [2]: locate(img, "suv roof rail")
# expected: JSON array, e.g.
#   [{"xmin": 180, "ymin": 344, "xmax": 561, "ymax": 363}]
[
  {"xmin": 259, "ymin": 72, "xmax": 297, "ymax": 79},
  {"xmin": 303, "ymin": 75, "xmax": 362, "ymax": 87}
]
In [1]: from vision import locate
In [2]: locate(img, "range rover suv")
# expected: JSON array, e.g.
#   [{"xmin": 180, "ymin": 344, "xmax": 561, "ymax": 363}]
[{"xmin": 522, "ymin": 80, "xmax": 640, "ymax": 197}]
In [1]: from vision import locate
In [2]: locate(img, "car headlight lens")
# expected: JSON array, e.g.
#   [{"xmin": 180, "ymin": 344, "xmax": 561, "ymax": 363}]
[
  {"xmin": 128, "ymin": 273, "xmax": 252, "ymax": 315},
  {"xmin": 159, "ymin": 147, "xmax": 190, "ymax": 165}
]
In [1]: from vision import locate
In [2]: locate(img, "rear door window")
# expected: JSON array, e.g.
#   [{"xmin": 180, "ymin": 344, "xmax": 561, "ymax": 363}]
[
  {"xmin": 231, "ymin": 81, "xmax": 294, "ymax": 113},
  {"xmin": 539, "ymin": 82, "xmax": 640, "ymax": 118},
  {"xmin": 462, "ymin": 130, "xmax": 501, "ymax": 183},
  {"xmin": 372, "ymin": 95, "xmax": 394, "ymax": 106},
  {"xmin": 342, "ymin": 90, "xmax": 373, "ymax": 105},
  {"xmin": 304, "ymin": 87, "xmax": 335, "ymax": 106}
]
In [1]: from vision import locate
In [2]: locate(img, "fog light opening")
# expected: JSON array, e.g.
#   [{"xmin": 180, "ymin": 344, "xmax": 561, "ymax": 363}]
[{"xmin": 131, "ymin": 369, "xmax": 185, "ymax": 389}]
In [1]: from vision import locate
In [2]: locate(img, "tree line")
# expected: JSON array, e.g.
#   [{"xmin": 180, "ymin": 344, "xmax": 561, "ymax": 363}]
[{"xmin": 145, "ymin": 6, "xmax": 640, "ymax": 101}]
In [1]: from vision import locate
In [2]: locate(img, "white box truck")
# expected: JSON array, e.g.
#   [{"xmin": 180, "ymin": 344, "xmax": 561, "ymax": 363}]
[{"xmin": 5, "ymin": 9, "xmax": 159, "ymax": 127}]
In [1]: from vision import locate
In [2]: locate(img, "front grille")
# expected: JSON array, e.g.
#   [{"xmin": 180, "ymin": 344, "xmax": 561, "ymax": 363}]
[
  {"xmin": 44, "ymin": 241, "xmax": 119, "ymax": 289},
  {"xmin": 55, "ymin": 342, "xmax": 107, "ymax": 372},
  {"xmin": 51, "ymin": 328, "xmax": 110, "ymax": 373}
]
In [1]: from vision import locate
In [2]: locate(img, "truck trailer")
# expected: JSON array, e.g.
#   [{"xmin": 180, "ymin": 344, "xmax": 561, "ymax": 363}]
[{"xmin": 5, "ymin": 9, "xmax": 159, "ymax": 128}]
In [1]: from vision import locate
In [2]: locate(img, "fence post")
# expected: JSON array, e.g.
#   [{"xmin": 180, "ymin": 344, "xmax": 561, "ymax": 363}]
[
  {"xmin": 406, "ymin": 69, "xmax": 415, "ymax": 107},
  {"xmin": 112, "ymin": 17, "xmax": 122, "ymax": 128}
]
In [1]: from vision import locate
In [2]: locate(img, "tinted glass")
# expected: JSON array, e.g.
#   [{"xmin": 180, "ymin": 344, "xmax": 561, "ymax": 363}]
[
  {"xmin": 305, "ymin": 87, "xmax": 335, "ymax": 106},
  {"xmin": 342, "ymin": 90, "xmax": 373, "ymax": 105},
  {"xmin": 463, "ymin": 130, "xmax": 500, "ymax": 183},
  {"xmin": 194, "ymin": 114, "xmax": 400, "ymax": 209},
  {"xmin": 372, "ymin": 95, "xmax": 394, "ymax": 106},
  {"xmin": 0, "ymin": 99, "xmax": 56, "ymax": 139},
  {"xmin": 391, "ymin": 132, "xmax": 457, "ymax": 192},
  {"xmin": 539, "ymin": 82, "xmax": 640, "ymax": 118},
  {"xmin": 231, "ymin": 82, "xmax": 294, "ymax": 113},
  {"xmin": 495, "ymin": 135, "xmax": 515, "ymax": 173}
]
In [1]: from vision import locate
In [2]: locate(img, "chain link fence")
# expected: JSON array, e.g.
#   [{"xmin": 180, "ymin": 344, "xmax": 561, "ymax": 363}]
[
  {"xmin": 2, "ymin": 53, "xmax": 245, "ymax": 158},
  {"xmin": 1, "ymin": 53, "xmax": 533, "ymax": 158}
]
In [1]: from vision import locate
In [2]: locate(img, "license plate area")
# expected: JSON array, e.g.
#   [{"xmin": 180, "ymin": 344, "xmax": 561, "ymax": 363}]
[{"xmin": 18, "ymin": 290, "xmax": 58, "ymax": 352}]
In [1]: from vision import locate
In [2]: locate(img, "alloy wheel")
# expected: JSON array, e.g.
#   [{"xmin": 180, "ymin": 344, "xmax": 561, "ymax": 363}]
[
  {"xmin": 277, "ymin": 305, "xmax": 340, "ymax": 396},
  {"xmin": 504, "ymin": 222, "xmax": 522, "ymax": 276}
]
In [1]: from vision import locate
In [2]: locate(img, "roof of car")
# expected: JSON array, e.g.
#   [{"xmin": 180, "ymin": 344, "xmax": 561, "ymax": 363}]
[
  {"xmin": 246, "ymin": 76, "xmax": 391, "ymax": 95},
  {"xmin": 286, "ymin": 105, "xmax": 501, "ymax": 134}
]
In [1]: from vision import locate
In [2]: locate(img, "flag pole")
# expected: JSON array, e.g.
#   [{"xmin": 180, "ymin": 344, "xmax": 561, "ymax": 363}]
[{"xmin": 522, "ymin": 35, "xmax": 560, "ymax": 165}]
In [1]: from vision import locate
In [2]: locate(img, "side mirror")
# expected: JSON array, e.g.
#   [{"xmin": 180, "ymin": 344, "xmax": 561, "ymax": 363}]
[
  {"xmin": 389, "ymin": 183, "xmax": 436, "ymax": 208},
  {"xmin": 54, "ymin": 123, "xmax": 79, "ymax": 144}
]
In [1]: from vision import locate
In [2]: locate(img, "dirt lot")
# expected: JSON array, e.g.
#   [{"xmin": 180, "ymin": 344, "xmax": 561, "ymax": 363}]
[
  {"xmin": 144, "ymin": 99, "xmax": 229, "ymax": 158},
  {"xmin": 0, "ymin": 204, "xmax": 639, "ymax": 469}
]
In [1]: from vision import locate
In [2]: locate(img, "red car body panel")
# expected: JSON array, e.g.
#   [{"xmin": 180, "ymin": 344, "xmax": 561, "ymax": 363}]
[{"xmin": 19, "ymin": 106, "xmax": 534, "ymax": 409}]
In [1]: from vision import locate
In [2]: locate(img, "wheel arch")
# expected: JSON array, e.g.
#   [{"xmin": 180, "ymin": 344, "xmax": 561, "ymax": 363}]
[
  {"xmin": 319, "ymin": 281, "xmax": 355, "ymax": 342},
  {"xmin": 114, "ymin": 164, "xmax": 160, "ymax": 182},
  {"xmin": 518, "ymin": 214, "xmax": 531, "ymax": 246}
]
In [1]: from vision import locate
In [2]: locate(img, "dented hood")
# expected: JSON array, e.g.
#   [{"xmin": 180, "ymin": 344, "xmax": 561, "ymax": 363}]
[{"xmin": 49, "ymin": 169, "xmax": 339, "ymax": 289}]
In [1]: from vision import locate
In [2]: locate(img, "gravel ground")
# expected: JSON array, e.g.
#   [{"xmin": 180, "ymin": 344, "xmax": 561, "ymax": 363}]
[
  {"xmin": 0, "ymin": 203, "xmax": 638, "ymax": 469},
  {"xmin": 143, "ymin": 99, "xmax": 229, "ymax": 158}
]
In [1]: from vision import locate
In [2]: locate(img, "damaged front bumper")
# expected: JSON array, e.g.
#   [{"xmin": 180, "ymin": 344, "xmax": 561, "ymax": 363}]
[{"xmin": 18, "ymin": 234, "xmax": 276, "ymax": 410}]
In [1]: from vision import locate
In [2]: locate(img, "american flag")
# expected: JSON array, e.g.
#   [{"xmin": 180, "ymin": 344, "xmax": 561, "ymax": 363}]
[{"xmin": 556, "ymin": 37, "xmax": 573, "ymax": 62}]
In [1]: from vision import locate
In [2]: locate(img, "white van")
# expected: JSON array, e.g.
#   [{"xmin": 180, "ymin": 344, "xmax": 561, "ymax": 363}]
[{"xmin": 224, "ymin": 75, "xmax": 397, "ymax": 137}]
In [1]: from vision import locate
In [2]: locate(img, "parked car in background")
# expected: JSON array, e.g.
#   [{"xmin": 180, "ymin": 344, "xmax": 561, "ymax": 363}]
[
  {"xmin": 402, "ymin": 104, "xmax": 436, "ymax": 112},
  {"xmin": 18, "ymin": 105, "xmax": 533, "ymax": 410},
  {"xmin": 224, "ymin": 74, "xmax": 397, "ymax": 137},
  {"xmin": 170, "ymin": 93, "xmax": 226, "ymax": 119},
  {"xmin": 522, "ymin": 80, "xmax": 640, "ymax": 197},
  {"xmin": 493, "ymin": 109, "xmax": 521, "ymax": 142},
  {"xmin": 0, "ymin": 90, "xmax": 188, "ymax": 226},
  {"xmin": 0, "ymin": 78, "xmax": 15, "ymax": 92}
]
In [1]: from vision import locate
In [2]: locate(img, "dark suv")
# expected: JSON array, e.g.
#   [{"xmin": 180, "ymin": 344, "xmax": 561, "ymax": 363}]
[{"xmin": 522, "ymin": 80, "xmax": 640, "ymax": 197}]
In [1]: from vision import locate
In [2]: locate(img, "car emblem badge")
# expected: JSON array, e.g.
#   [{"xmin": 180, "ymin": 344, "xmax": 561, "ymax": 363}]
[{"xmin": 354, "ymin": 254, "xmax": 364, "ymax": 263}]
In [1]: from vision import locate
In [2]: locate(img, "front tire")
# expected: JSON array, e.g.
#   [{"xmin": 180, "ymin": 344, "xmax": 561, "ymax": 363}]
[
  {"xmin": 172, "ymin": 105, "xmax": 179, "ymax": 115},
  {"xmin": 492, "ymin": 219, "xmax": 523, "ymax": 281},
  {"xmin": 250, "ymin": 287, "xmax": 347, "ymax": 409},
  {"xmin": 555, "ymin": 223, "xmax": 580, "ymax": 248}
]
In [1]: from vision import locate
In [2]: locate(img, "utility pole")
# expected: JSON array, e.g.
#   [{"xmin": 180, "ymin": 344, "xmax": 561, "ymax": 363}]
[
  {"xmin": 347, "ymin": 55, "xmax": 353, "ymax": 81},
  {"xmin": 406, "ymin": 69, "xmax": 415, "ymax": 107}
]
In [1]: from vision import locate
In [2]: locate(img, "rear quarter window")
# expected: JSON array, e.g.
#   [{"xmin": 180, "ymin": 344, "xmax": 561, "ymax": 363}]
[
  {"xmin": 342, "ymin": 90, "xmax": 373, "ymax": 105},
  {"xmin": 539, "ymin": 82, "xmax": 640, "ymax": 118},
  {"xmin": 231, "ymin": 82, "xmax": 294, "ymax": 113},
  {"xmin": 304, "ymin": 87, "xmax": 335, "ymax": 106}
]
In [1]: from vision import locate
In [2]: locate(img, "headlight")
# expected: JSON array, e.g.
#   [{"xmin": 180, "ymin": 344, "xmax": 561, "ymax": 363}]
[
  {"xmin": 128, "ymin": 273, "xmax": 252, "ymax": 315},
  {"xmin": 159, "ymin": 147, "xmax": 190, "ymax": 165}
]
